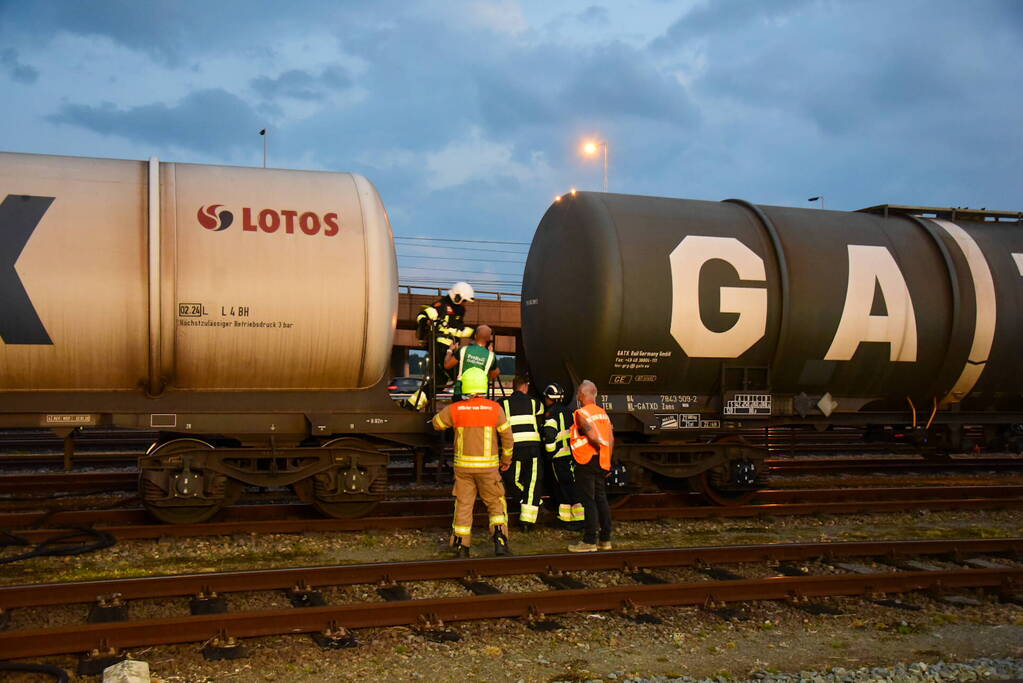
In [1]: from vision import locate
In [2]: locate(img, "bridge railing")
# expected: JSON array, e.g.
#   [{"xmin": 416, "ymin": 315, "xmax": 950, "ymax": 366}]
[{"xmin": 398, "ymin": 285, "xmax": 521, "ymax": 301}]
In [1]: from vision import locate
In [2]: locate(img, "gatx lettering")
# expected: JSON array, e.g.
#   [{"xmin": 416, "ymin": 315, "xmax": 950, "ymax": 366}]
[{"xmin": 669, "ymin": 236, "xmax": 921, "ymax": 362}]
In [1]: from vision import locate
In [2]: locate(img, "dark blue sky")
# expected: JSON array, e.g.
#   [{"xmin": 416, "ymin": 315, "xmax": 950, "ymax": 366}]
[{"xmin": 1, "ymin": 0, "xmax": 1020, "ymax": 292}]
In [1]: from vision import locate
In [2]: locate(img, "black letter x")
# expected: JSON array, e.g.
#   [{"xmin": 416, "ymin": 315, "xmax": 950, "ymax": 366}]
[{"xmin": 0, "ymin": 194, "xmax": 54, "ymax": 344}]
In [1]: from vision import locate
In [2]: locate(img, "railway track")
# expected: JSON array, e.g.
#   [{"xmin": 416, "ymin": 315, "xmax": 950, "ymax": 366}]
[
  {"xmin": 1, "ymin": 537, "xmax": 1020, "ymax": 664},
  {"xmin": 3, "ymin": 485, "xmax": 1022, "ymax": 542}
]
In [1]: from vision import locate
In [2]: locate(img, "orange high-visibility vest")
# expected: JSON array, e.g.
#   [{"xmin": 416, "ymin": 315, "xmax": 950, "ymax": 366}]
[{"xmin": 570, "ymin": 402, "xmax": 613, "ymax": 470}]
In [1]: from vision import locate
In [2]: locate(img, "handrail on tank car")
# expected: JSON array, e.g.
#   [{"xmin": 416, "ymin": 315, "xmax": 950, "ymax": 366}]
[
  {"xmin": 397, "ymin": 284, "xmax": 522, "ymax": 301},
  {"xmin": 858, "ymin": 204, "xmax": 1022, "ymax": 223}
]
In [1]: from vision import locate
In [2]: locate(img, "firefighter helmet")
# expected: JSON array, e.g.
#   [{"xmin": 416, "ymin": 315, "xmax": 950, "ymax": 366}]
[
  {"xmin": 449, "ymin": 281, "xmax": 475, "ymax": 304},
  {"xmin": 543, "ymin": 382, "xmax": 566, "ymax": 402}
]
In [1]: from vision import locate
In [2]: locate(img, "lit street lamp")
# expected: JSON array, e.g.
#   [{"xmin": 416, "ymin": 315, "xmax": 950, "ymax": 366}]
[{"xmin": 582, "ymin": 138, "xmax": 608, "ymax": 192}]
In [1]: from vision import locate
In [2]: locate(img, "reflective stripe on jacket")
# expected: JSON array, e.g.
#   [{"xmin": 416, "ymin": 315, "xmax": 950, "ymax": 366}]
[
  {"xmin": 432, "ymin": 397, "xmax": 514, "ymax": 468},
  {"xmin": 502, "ymin": 393, "xmax": 542, "ymax": 444},
  {"xmin": 570, "ymin": 402, "xmax": 613, "ymax": 470},
  {"xmin": 416, "ymin": 296, "xmax": 473, "ymax": 345},
  {"xmin": 542, "ymin": 406, "xmax": 572, "ymax": 457},
  {"xmin": 456, "ymin": 344, "xmax": 495, "ymax": 396}
]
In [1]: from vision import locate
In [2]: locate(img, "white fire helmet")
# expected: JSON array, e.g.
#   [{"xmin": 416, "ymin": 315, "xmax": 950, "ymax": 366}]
[{"xmin": 449, "ymin": 281, "xmax": 475, "ymax": 304}]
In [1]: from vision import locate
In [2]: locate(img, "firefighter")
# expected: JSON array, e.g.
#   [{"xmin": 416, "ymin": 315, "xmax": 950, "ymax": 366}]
[
  {"xmin": 407, "ymin": 282, "xmax": 476, "ymax": 411},
  {"xmin": 444, "ymin": 324, "xmax": 499, "ymax": 402},
  {"xmin": 501, "ymin": 375, "xmax": 544, "ymax": 531},
  {"xmin": 431, "ymin": 368, "xmax": 514, "ymax": 558},
  {"xmin": 541, "ymin": 382, "xmax": 584, "ymax": 528},
  {"xmin": 568, "ymin": 379, "xmax": 614, "ymax": 553}
]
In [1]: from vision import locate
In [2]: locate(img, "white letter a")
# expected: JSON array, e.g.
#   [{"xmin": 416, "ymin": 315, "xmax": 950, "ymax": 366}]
[{"xmin": 824, "ymin": 245, "xmax": 917, "ymax": 362}]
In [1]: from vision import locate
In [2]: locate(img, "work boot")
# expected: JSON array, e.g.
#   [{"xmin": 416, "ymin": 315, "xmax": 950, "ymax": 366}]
[
  {"xmin": 568, "ymin": 541, "xmax": 598, "ymax": 553},
  {"xmin": 597, "ymin": 541, "xmax": 613, "ymax": 551},
  {"xmin": 518, "ymin": 521, "xmax": 534, "ymax": 534},
  {"xmin": 493, "ymin": 527, "xmax": 512, "ymax": 556},
  {"xmin": 449, "ymin": 536, "xmax": 470, "ymax": 559}
]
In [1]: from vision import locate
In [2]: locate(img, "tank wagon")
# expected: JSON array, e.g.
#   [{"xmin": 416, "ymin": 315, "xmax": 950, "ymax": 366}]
[
  {"xmin": 522, "ymin": 192, "xmax": 1023, "ymax": 502},
  {"xmin": 0, "ymin": 151, "xmax": 431, "ymax": 522}
]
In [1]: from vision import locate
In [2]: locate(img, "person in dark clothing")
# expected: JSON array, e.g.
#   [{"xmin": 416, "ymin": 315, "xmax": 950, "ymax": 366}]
[
  {"xmin": 568, "ymin": 380, "xmax": 614, "ymax": 552},
  {"xmin": 501, "ymin": 375, "xmax": 544, "ymax": 530},
  {"xmin": 405, "ymin": 281, "xmax": 475, "ymax": 411},
  {"xmin": 541, "ymin": 382, "xmax": 584, "ymax": 528}
]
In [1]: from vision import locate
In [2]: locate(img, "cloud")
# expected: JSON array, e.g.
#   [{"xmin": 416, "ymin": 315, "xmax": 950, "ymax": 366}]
[
  {"xmin": 464, "ymin": 0, "xmax": 529, "ymax": 35},
  {"xmin": 47, "ymin": 88, "xmax": 262, "ymax": 154},
  {"xmin": 424, "ymin": 126, "xmax": 552, "ymax": 191},
  {"xmin": 651, "ymin": 0, "xmax": 813, "ymax": 52},
  {"xmin": 1, "ymin": 48, "xmax": 38, "ymax": 83},
  {"xmin": 251, "ymin": 65, "xmax": 352, "ymax": 102},
  {"xmin": 561, "ymin": 42, "xmax": 697, "ymax": 124},
  {"xmin": 578, "ymin": 5, "xmax": 609, "ymax": 25}
]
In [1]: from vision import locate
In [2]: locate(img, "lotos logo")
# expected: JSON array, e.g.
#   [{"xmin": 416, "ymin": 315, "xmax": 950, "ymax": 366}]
[
  {"xmin": 197, "ymin": 204, "xmax": 234, "ymax": 231},
  {"xmin": 196, "ymin": 205, "xmax": 340, "ymax": 237}
]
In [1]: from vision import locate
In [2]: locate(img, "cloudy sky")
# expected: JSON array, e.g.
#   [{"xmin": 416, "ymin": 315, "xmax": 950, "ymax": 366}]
[{"xmin": 1, "ymin": 0, "xmax": 1020, "ymax": 292}]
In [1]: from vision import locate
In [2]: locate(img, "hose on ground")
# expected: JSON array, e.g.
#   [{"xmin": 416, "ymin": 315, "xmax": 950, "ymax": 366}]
[
  {"xmin": 0, "ymin": 525, "xmax": 115, "ymax": 565},
  {"xmin": 0, "ymin": 662, "xmax": 70, "ymax": 682}
]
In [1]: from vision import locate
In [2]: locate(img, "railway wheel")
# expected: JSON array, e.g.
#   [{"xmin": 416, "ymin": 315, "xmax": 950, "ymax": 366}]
[
  {"xmin": 688, "ymin": 469, "xmax": 758, "ymax": 506},
  {"xmin": 140, "ymin": 438, "xmax": 242, "ymax": 524},
  {"xmin": 291, "ymin": 437, "xmax": 383, "ymax": 519},
  {"xmin": 689, "ymin": 436, "xmax": 762, "ymax": 506}
]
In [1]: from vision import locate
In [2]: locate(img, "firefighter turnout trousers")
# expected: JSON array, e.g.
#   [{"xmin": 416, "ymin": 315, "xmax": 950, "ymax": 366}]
[
  {"xmin": 550, "ymin": 456, "xmax": 584, "ymax": 523},
  {"xmin": 543, "ymin": 406, "xmax": 584, "ymax": 524},
  {"xmin": 451, "ymin": 467, "xmax": 508, "ymax": 546},
  {"xmin": 502, "ymin": 443, "xmax": 543, "ymax": 524}
]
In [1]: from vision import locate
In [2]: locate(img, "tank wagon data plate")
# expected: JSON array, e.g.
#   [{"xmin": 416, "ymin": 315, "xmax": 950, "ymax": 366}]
[{"xmin": 723, "ymin": 392, "xmax": 772, "ymax": 417}]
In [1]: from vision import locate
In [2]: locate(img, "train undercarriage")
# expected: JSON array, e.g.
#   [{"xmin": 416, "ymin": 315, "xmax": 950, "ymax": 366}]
[{"xmin": 28, "ymin": 409, "xmax": 1023, "ymax": 524}]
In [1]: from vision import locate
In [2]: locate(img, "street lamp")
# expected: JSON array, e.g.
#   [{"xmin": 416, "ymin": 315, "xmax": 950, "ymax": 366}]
[
  {"xmin": 808, "ymin": 196, "xmax": 824, "ymax": 209},
  {"xmin": 259, "ymin": 129, "xmax": 267, "ymax": 168},
  {"xmin": 581, "ymin": 138, "xmax": 608, "ymax": 192}
]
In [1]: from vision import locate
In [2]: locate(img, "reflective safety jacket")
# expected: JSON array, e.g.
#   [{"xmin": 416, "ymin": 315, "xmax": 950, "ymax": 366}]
[
  {"xmin": 432, "ymin": 397, "xmax": 513, "ymax": 469},
  {"xmin": 416, "ymin": 294, "xmax": 474, "ymax": 346},
  {"xmin": 502, "ymin": 391, "xmax": 543, "ymax": 446},
  {"xmin": 570, "ymin": 402, "xmax": 613, "ymax": 470},
  {"xmin": 456, "ymin": 343, "xmax": 495, "ymax": 396},
  {"xmin": 542, "ymin": 403, "xmax": 573, "ymax": 458}
]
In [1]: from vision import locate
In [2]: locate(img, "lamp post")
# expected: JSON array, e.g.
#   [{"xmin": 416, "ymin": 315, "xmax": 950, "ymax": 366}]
[
  {"xmin": 260, "ymin": 129, "xmax": 267, "ymax": 168},
  {"xmin": 808, "ymin": 196, "xmax": 824, "ymax": 209},
  {"xmin": 582, "ymin": 139, "xmax": 608, "ymax": 192}
]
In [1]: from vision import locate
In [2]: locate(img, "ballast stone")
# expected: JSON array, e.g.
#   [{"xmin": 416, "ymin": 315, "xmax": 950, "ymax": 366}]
[{"xmin": 103, "ymin": 659, "xmax": 150, "ymax": 683}]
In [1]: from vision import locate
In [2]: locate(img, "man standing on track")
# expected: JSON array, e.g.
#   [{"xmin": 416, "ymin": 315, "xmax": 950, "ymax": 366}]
[
  {"xmin": 568, "ymin": 380, "xmax": 614, "ymax": 553},
  {"xmin": 502, "ymin": 376, "xmax": 545, "ymax": 531},
  {"xmin": 431, "ymin": 370, "xmax": 514, "ymax": 558}
]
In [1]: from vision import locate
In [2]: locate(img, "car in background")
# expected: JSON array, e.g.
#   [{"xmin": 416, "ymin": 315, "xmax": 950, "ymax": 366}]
[
  {"xmin": 387, "ymin": 376, "xmax": 423, "ymax": 399},
  {"xmin": 387, "ymin": 376, "xmax": 454, "ymax": 402}
]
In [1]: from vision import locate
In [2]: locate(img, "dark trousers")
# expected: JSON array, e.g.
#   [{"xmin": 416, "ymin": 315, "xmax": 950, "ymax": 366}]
[
  {"xmin": 501, "ymin": 444, "xmax": 543, "ymax": 523},
  {"xmin": 549, "ymin": 455, "xmax": 579, "ymax": 507},
  {"xmin": 573, "ymin": 459, "xmax": 612, "ymax": 544}
]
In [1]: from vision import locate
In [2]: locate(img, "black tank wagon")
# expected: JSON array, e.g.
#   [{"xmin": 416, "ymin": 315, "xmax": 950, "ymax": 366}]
[{"xmin": 522, "ymin": 192, "xmax": 1023, "ymax": 502}]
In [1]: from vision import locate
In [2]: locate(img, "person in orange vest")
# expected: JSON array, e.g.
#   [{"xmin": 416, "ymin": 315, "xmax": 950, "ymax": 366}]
[
  {"xmin": 567, "ymin": 379, "xmax": 614, "ymax": 553},
  {"xmin": 431, "ymin": 375, "xmax": 515, "ymax": 558}
]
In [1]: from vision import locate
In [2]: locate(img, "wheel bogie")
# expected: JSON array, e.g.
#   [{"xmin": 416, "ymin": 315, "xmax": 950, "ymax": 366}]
[{"xmin": 140, "ymin": 436, "xmax": 388, "ymax": 523}]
